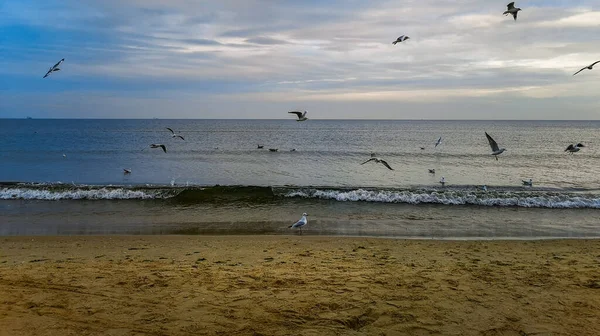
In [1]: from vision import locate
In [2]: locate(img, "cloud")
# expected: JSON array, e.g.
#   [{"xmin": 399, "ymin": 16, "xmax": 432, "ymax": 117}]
[{"xmin": 2, "ymin": 0, "xmax": 600, "ymax": 119}]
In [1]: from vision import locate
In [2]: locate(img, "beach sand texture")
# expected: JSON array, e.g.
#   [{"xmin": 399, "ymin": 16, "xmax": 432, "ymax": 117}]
[{"xmin": 0, "ymin": 236, "xmax": 599, "ymax": 335}]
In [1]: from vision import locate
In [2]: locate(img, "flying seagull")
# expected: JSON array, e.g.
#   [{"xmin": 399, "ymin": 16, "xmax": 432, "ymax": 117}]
[
  {"xmin": 522, "ymin": 178, "xmax": 532, "ymax": 186},
  {"xmin": 392, "ymin": 35, "xmax": 410, "ymax": 45},
  {"xmin": 289, "ymin": 111, "xmax": 308, "ymax": 121},
  {"xmin": 485, "ymin": 132, "xmax": 506, "ymax": 161},
  {"xmin": 43, "ymin": 58, "xmax": 64, "ymax": 78},
  {"xmin": 289, "ymin": 213, "xmax": 308, "ymax": 234},
  {"xmin": 150, "ymin": 144, "xmax": 167, "ymax": 153},
  {"xmin": 573, "ymin": 61, "xmax": 600, "ymax": 76},
  {"xmin": 503, "ymin": 2, "xmax": 521, "ymax": 21},
  {"xmin": 166, "ymin": 128, "xmax": 185, "ymax": 140},
  {"xmin": 123, "ymin": 169, "xmax": 132, "ymax": 174},
  {"xmin": 435, "ymin": 137, "xmax": 442, "ymax": 148},
  {"xmin": 428, "ymin": 169, "xmax": 436, "ymax": 174},
  {"xmin": 565, "ymin": 143, "xmax": 584, "ymax": 154},
  {"xmin": 361, "ymin": 153, "xmax": 394, "ymax": 170}
]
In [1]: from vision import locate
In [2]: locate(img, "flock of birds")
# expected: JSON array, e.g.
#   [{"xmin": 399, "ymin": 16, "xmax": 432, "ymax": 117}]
[{"xmin": 40, "ymin": 2, "xmax": 596, "ymax": 233}]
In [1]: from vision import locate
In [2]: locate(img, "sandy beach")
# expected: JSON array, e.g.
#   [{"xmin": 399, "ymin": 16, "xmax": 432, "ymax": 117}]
[{"xmin": 1, "ymin": 236, "xmax": 599, "ymax": 335}]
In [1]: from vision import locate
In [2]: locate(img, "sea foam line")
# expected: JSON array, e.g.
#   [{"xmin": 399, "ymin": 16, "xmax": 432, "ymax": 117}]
[
  {"xmin": 0, "ymin": 188, "xmax": 161, "ymax": 200},
  {"xmin": 284, "ymin": 189, "xmax": 600, "ymax": 209}
]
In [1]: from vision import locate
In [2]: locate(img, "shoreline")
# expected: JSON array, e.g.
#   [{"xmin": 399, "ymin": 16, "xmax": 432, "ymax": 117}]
[{"xmin": 1, "ymin": 236, "xmax": 599, "ymax": 335}]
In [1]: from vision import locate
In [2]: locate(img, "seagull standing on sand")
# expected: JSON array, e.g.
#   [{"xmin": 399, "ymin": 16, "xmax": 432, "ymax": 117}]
[
  {"xmin": 166, "ymin": 128, "xmax": 185, "ymax": 140},
  {"xmin": 289, "ymin": 213, "xmax": 308, "ymax": 234},
  {"xmin": 573, "ymin": 61, "xmax": 600, "ymax": 76},
  {"xmin": 485, "ymin": 132, "xmax": 506, "ymax": 161},
  {"xmin": 439, "ymin": 176, "xmax": 446, "ymax": 187},
  {"xmin": 435, "ymin": 137, "xmax": 442, "ymax": 148},
  {"xmin": 565, "ymin": 143, "xmax": 585, "ymax": 154},
  {"xmin": 150, "ymin": 144, "xmax": 167, "ymax": 153},
  {"xmin": 392, "ymin": 35, "xmax": 410, "ymax": 45},
  {"xmin": 522, "ymin": 178, "xmax": 532, "ymax": 186},
  {"xmin": 361, "ymin": 153, "xmax": 394, "ymax": 170},
  {"xmin": 289, "ymin": 111, "xmax": 308, "ymax": 121},
  {"xmin": 503, "ymin": 2, "xmax": 521, "ymax": 21},
  {"xmin": 43, "ymin": 58, "xmax": 64, "ymax": 78}
]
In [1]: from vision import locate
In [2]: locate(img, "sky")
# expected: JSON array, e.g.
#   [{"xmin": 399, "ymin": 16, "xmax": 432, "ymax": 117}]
[{"xmin": 1, "ymin": 0, "xmax": 600, "ymax": 119}]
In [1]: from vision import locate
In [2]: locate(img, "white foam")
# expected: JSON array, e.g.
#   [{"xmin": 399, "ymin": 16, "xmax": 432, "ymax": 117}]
[
  {"xmin": 285, "ymin": 189, "xmax": 600, "ymax": 209},
  {"xmin": 0, "ymin": 188, "xmax": 160, "ymax": 200}
]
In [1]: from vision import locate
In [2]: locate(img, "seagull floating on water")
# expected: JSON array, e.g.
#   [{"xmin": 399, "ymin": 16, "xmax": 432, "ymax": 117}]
[
  {"xmin": 257, "ymin": 144, "xmax": 264, "ymax": 149},
  {"xmin": 290, "ymin": 148, "xmax": 296, "ymax": 152},
  {"xmin": 392, "ymin": 35, "xmax": 410, "ymax": 45},
  {"xmin": 565, "ymin": 143, "xmax": 584, "ymax": 154},
  {"xmin": 150, "ymin": 144, "xmax": 167, "ymax": 153},
  {"xmin": 573, "ymin": 61, "xmax": 600, "ymax": 76},
  {"xmin": 289, "ymin": 213, "xmax": 308, "ymax": 234},
  {"xmin": 361, "ymin": 153, "xmax": 394, "ymax": 170},
  {"xmin": 503, "ymin": 2, "xmax": 521, "ymax": 21},
  {"xmin": 166, "ymin": 128, "xmax": 185, "ymax": 140},
  {"xmin": 269, "ymin": 148, "xmax": 278, "ymax": 152},
  {"xmin": 43, "ymin": 58, "xmax": 64, "ymax": 78},
  {"xmin": 435, "ymin": 137, "xmax": 442, "ymax": 148},
  {"xmin": 485, "ymin": 132, "xmax": 506, "ymax": 161},
  {"xmin": 289, "ymin": 111, "xmax": 308, "ymax": 121},
  {"xmin": 522, "ymin": 178, "xmax": 532, "ymax": 186},
  {"xmin": 123, "ymin": 169, "xmax": 132, "ymax": 174},
  {"xmin": 62, "ymin": 154, "xmax": 67, "ymax": 158}
]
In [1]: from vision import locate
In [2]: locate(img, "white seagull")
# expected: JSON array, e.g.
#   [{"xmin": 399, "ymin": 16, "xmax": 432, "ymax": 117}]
[
  {"xmin": 522, "ymin": 178, "xmax": 532, "ymax": 186},
  {"xmin": 150, "ymin": 144, "xmax": 167, "ymax": 153},
  {"xmin": 289, "ymin": 111, "xmax": 308, "ymax": 121},
  {"xmin": 565, "ymin": 143, "xmax": 584, "ymax": 154},
  {"xmin": 289, "ymin": 213, "xmax": 308, "ymax": 234},
  {"xmin": 485, "ymin": 132, "xmax": 506, "ymax": 161},
  {"xmin": 503, "ymin": 2, "xmax": 521, "ymax": 21},
  {"xmin": 439, "ymin": 176, "xmax": 446, "ymax": 187},
  {"xmin": 435, "ymin": 137, "xmax": 442, "ymax": 148},
  {"xmin": 573, "ymin": 61, "xmax": 600, "ymax": 76},
  {"xmin": 43, "ymin": 58, "xmax": 64, "ymax": 78},
  {"xmin": 392, "ymin": 35, "xmax": 410, "ymax": 45},
  {"xmin": 361, "ymin": 153, "xmax": 394, "ymax": 170},
  {"xmin": 166, "ymin": 128, "xmax": 185, "ymax": 140}
]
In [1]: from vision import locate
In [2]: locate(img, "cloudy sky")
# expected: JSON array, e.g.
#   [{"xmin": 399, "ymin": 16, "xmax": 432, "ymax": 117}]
[{"xmin": 2, "ymin": 0, "xmax": 600, "ymax": 119}]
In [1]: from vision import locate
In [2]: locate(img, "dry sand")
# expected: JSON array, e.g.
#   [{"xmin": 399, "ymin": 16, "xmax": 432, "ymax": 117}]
[{"xmin": 0, "ymin": 236, "xmax": 599, "ymax": 335}]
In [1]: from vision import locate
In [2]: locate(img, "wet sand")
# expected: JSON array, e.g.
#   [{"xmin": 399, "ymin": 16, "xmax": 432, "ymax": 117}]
[{"xmin": 0, "ymin": 236, "xmax": 599, "ymax": 335}]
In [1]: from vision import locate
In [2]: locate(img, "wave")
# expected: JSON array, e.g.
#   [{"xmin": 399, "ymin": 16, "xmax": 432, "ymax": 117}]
[{"xmin": 1, "ymin": 183, "xmax": 600, "ymax": 208}]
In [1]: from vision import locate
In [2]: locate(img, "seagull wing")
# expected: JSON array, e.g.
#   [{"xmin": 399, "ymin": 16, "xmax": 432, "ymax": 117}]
[
  {"xmin": 288, "ymin": 111, "xmax": 303, "ymax": 118},
  {"xmin": 576, "ymin": 143, "xmax": 585, "ymax": 147},
  {"xmin": 159, "ymin": 145, "xmax": 167, "ymax": 153},
  {"xmin": 166, "ymin": 127, "xmax": 175, "ymax": 134},
  {"xmin": 380, "ymin": 160, "xmax": 394, "ymax": 170},
  {"xmin": 572, "ymin": 67, "xmax": 587, "ymax": 76},
  {"xmin": 565, "ymin": 144, "xmax": 574, "ymax": 151},
  {"xmin": 485, "ymin": 132, "xmax": 500, "ymax": 152},
  {"xmin": 52, "ymin": 58, "xmax": 64, "ymax": 69},
  {"xmin": 590, "ymin": 60, "xmax": 600, "ymax": 68},
  {"xmin": 507, "ymin": 2, "xmax": 515, "ymax": 10},
  {"xmin": 176, "ymin": 135, "xmax": 185, "ymax": 140},
  {"xmin": 43, "ymin": 69, "xmax": 52, "ymax": 78},
  {"xmin": 435, "ymin": 137, "xmax": 442, "ymax": 147},
  {"xmin": 361, "ymin": 158, "xmax": 376, "ymax": 165}
]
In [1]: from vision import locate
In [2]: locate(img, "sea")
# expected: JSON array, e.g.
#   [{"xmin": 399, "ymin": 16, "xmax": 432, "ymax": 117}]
[{"xmin": 1, "ymin": 119, "xmax": 599, "ymax": 238}]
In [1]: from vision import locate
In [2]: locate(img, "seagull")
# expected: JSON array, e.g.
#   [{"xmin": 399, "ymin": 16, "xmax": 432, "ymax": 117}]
[
  {"xmin": 150, "ymin": 144, "xmax": 167, "ymax": 153},
  {"xmin": 435, "ymin": 137, "xmax": 442, "ymax": 148},
  {"xmin": 62, "ymin": 154, "xmax": 67, "ymax": 158},
  {"xmin": 123, "ymin": 169, "xmax": 132, "ymax": 174},
  {"xmin": 485, "ymin": 132, "xmax": 506, "ymax": 161},
  {"xmin": 573, "ymin": 61, "xmax": 600, "ymax": 76},
  {"xmin": 289, "ymin": 213, "xmax": 308, "ymax": 234},
  {"xmin": 289, "ymin": 111, "xmax": 308, "ymax": 121},
  {"xmin": 43, "ymin": 58, "xmax": 64, "ymax": 78},
  {"xmin": 439, "ymin": 176, "xmax": 446, "ymax": 187},
  {"xmin": 565, "ymin": 143, "xmax": 584, "ymax": 154},
  {"xmin": 361, "ymin": 153, "xmax": 394, "ymax": 170},
  {"xmin": 257, "ymin": 144, "xmax": 264, "ymax": 149},
  {"xmin": 420, "ymin": 147, "xmax": 425, "ymax": 150},
  {"xmin": 522, "ymin": 178, "xmax": 532, "ymax": 186},
  {"xmin": 392, "ymin": 35, "xmax": 410, "ymax": 45},
  {"xmin": 290, "ymin": 148, "xmax": 296, "ymax": 152},
  {"xmin": 269, "ymin": 148, "xmax": 278, "ymax": 152},
  {"xmin": 166, "ymin": 128, "xmax": 185, "ymax": 140},
  {"xmin": 481, "ymin": 185, "xmax": 488, "ymax": 192},
  {"xmin": 428, "ymin": 169, "xmax": 436, "ymax": 174},
  {"xmin": 503, "ymin": 2, "xmax": 521, "ymax": 21}
]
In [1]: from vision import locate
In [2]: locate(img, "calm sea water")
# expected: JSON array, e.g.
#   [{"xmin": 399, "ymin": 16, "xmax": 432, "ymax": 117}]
[
  {"xmin": 1, "ymin": 119, "xmax": 599, "ymax": 188},
  {"xmin": 1, "ymin": 119, "xmax": 599, "ymax": 237}
]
